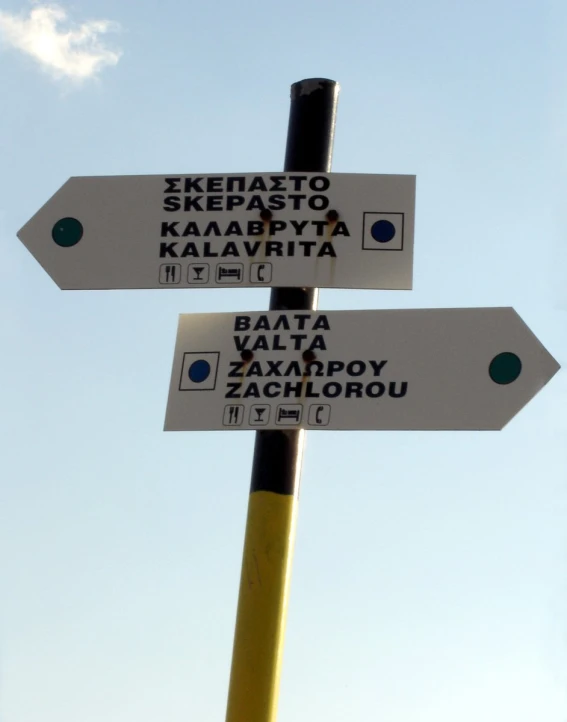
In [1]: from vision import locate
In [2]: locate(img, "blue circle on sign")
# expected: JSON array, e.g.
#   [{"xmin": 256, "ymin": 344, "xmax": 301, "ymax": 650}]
[
  {"xmin": 371, "ymin": 220, "xmax": 396, "ymax": 243},
  {"xmin": 188, "ymin": 360, "xmax": 211, "ymax": 383}
]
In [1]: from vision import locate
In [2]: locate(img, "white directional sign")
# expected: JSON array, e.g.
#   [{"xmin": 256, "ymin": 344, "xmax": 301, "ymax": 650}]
[
  {"xmin": 17, "ymin": 173, "xmax": 415, "ymax": 290},
  {"xmin": 164, "ymin": 308, "xmax": 559, "ymax": 432}
]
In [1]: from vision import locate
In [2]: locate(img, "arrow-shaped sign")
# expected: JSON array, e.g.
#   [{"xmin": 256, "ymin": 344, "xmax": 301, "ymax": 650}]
[
  {"xmin": 17, "ymin": 172, "xmax": 415, "ymax": 290},
  {"xmin": 164, "ymin": 308, "xmax": 560, "ymax": 431}
]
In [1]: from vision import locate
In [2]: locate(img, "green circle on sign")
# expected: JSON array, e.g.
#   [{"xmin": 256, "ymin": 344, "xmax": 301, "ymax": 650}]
[
  {"xmin": 489, "ymin": 352, "xmax": 522, "ymax": 385},
  {"xmin": 52, "ymin": 217, "xmax": 83, "ymax": 247}
]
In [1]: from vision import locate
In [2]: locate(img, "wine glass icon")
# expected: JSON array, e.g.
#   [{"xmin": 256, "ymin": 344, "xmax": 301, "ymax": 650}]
[{"xmin": 255, "ymin": 407, "xmax": 266, "ymax": 423}]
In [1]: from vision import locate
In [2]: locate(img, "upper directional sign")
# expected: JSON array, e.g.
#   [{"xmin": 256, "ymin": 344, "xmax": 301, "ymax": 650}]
[
  {"xmin": 164, "ymin": 308, "xmax": 559, "ymax": 432},
  {"xmin": 17, "ymin": 173, "xmax": 415, "ymax": 290}
]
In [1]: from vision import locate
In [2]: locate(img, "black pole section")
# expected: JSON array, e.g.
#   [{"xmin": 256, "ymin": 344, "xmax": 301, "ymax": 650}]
[{"xmin": 251, "ymin": 78, "xmax": 340, "ymax": 494}]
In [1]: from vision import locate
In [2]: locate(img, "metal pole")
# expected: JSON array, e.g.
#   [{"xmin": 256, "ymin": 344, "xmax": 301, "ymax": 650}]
[{"xmin": 225, "ymin": 78, "xmax": 340, "ymax": 722}]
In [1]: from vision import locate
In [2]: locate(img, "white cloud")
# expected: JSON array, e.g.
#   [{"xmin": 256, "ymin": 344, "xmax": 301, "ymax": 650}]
[{"xmin": 0, "ymin": 2, "xmax": 121, "ymax": 81}]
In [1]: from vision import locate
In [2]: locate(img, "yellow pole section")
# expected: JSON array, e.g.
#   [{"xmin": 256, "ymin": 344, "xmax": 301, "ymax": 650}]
[{"xmin": 225, "ymin": 432, "xmax": 304, "ymax": 722}]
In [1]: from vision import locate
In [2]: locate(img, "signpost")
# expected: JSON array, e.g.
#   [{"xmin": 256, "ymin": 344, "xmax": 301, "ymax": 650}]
[
  {"xmin": 17, "ymin": 172, "xmax": 415, "ymax": 290},
  {"xmin": 165, "ymin": 307, "xmax": 559, "ymax": 432},
  {"xmin": 15, "ymin": 76, "xmax": 561, "ymax": 722}
]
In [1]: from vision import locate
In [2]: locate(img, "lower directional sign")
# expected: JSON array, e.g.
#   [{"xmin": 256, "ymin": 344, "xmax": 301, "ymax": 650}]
[{"xmin": 164, "ymin": 308, "xmax": 560, "ymax": 431}]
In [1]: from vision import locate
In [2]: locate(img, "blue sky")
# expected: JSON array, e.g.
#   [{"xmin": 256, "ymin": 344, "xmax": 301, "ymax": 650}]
[{"xmin": 0, "ymin": 1, "xmax": 566, "ymax": 721}]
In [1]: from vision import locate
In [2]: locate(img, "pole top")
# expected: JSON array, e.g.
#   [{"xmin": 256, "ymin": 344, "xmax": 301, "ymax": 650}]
[{"xmin": 290, "ymin": 78, "xmax": 340, "ymax": 99}]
